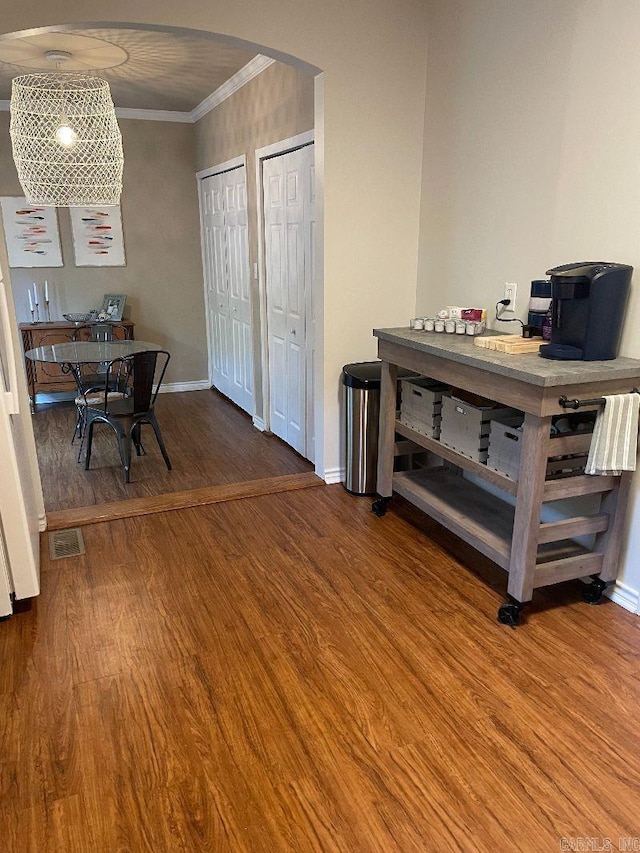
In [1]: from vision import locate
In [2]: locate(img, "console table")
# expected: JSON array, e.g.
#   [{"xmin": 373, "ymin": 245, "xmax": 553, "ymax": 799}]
[
  {"xmin": 20, "ymin": 320, "xmax": 135, "ymax": 410},
  {"xmin": 373, "ymin": 327, "xmax": 640, "ymax": 625}
]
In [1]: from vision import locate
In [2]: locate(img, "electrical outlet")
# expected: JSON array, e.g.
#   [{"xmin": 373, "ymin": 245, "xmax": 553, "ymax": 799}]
[{"xmin": 503, "ymin": 282, "xmax": 517, "ymax": 313}]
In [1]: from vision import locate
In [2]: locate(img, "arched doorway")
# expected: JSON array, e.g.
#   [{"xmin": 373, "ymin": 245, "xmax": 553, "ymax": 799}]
[{"xmin": 0, "ymin": 21, "xmax": 324, "ymax": 520}]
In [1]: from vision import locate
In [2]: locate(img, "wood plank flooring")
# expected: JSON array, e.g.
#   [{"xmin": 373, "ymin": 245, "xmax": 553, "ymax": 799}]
[
  {"xmin": 32, "ymin": 388, "xmax": 312, "ymax": 513},
  {"xmin": 1, "ymin": 485, "xmax": 639, "ymax": 851}
]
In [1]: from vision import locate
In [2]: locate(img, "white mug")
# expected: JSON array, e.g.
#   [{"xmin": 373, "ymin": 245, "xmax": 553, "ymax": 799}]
[
  {"xmin": 434, "ymin": 319, "xmax": 445, "ymax": 332},
  {"xmin": 410, "ymin": 317, "xmax": 424, "ymax": 330},
  {"xmin": 445, "ymin": 319, "xmax": 455, "ymax": 333}
]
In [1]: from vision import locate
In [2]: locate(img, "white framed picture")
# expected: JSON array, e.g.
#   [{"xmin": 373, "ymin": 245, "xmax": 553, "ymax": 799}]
[
  {"xmin": 100, "ymin": 293, "xmax": 127, "ymax": 321},
  {"xmin": 0, "ymin": 197, "xmax": 63, "ymax": 268},
  {"xmin": 70, "ymin": 205, "xmax": 126, "ymax": 266}
]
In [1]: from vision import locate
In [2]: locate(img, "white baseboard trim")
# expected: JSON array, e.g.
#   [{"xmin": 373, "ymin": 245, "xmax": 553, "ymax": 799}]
[
  {"xmin": 323, "ymin": 467, "xmax": 344, "ymax": 485},
  {"xmin": 158, "ymin": 380, "xmax": 211, "ymax": 394},
  {"xmin": 252, "ymin": 415, "xmax": 267, "ymax": 432},
  {"xmin": 607, "ymin": 580, "xmax": 640, "ymax": 614},
  {"xmin": 39, "ymin": 513, "xmax": 47, "ymax": 533}
]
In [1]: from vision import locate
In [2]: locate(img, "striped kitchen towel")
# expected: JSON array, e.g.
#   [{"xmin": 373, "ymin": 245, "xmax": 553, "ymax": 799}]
[{"xmin": 585, "ymin": 393, "xmax": 640, "ymax": 476}]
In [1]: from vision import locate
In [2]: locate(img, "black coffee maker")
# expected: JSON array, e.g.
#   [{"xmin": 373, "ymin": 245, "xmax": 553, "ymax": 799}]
[{"xmin": 539, "ymin": 261, "xmax": 632, "ymax": 361}]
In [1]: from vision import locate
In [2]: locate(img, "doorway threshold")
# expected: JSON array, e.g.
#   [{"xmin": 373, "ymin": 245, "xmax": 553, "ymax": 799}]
[{"xmin": 46, "ymin": 471, "xmax": 324, "ymax": 531}]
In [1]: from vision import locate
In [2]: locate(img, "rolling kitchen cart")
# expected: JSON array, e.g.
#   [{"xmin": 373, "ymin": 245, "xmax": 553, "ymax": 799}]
[{"xmin": 373, "ymin": 328, "xmax": 640, "ymax": 626}]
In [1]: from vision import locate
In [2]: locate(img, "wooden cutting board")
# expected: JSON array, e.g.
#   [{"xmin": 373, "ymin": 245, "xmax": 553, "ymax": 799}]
[{"xmin": 474, "ymin": 334, "xmax": 543, "ymax": 354}]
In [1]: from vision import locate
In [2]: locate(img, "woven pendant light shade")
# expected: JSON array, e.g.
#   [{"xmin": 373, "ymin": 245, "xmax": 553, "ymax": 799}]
[{"xmin": 10, "ymin": 72, "xmax": 123, "ymax": 206}]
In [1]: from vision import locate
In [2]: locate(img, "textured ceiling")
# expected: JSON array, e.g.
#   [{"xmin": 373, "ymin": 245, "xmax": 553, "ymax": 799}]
[{"xmin": 0, "ymin": 28, "xmax": 259, "ymax": 112}]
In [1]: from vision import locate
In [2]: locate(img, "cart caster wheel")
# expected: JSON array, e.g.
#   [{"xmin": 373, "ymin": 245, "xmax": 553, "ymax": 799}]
[
  {"xmin": 498, "ymin": 601, "xmax": 522, "ymax": 628},
  {"xmin": 371, "ymin": 497, "xmax": 391, "ymax": 517},
  {"xmin": 582, "ymin": 577, "xmax": 608, "ymax": 605}
]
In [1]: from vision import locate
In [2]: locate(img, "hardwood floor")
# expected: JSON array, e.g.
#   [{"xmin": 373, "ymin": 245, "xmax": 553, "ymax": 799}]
[
  {"xmin": 32, "ymin": 389, "xmax": 312, "ymax": 513},
  {"xmin": 1, "ymin": 485, "xmax": 639, "ymax": 851}
]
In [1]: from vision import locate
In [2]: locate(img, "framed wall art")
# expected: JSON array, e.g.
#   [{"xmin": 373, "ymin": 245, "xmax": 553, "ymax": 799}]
[
  {"xmin": 70, "ymin": 204, "xmax": 126, "ymax": 267},
  {"xmin": 0, "ymin": 197, "xmax": 63, "ymax": 268}
]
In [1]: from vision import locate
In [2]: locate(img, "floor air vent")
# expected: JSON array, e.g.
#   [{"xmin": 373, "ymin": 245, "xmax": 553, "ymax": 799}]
[{"xmin": 49, "ymin": 528, "xmax": 86, "ymax": 560}]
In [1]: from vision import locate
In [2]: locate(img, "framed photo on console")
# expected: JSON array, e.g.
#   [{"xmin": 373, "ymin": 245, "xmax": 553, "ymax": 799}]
[{"xmin": 100, "ymin": 293, "xmax": 127, "ymax": 321}]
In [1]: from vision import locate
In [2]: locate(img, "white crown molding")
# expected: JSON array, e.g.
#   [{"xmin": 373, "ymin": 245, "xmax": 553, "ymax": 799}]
[
  {"xmin": 191, "ymin": 55, "xmax": 275, "ymax": 122},
  {"xmin": 116, "ymin": 107, "xmax": 192, "ymax": 123},
  {"xmin": 0, "ymin": 100, "xmax": 193, "ymax": 122},
  {"xmin": 1, "ymin": 56, "xmax": 275, "ymax": 124},
  {"xmin": 196, "ymin": 154, "xmax": 246, "ymax": 181}
]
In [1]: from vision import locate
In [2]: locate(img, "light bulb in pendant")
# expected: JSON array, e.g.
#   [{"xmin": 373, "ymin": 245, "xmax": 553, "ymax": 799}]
[{"xmin": 54, "ymin": 120, "xmax": 77, "ymax": 149}]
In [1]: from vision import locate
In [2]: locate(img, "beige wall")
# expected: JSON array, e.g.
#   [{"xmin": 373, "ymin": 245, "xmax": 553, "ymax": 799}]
[
  {"xmin": 0, "ymin": 0, "xmax": 430, "ymax": 476},
  {"xmin": 0, "ymin": 114, "xmax": 207, "ymax": 385},
  {"xmin": 196, "ymin": 62, "xmax": 314, "ymax": 170},
  {"xmin": 195, "ymin": 60, "xmax": 314, "ymax": 420},
  {"xmin": 419, "ymin": 0, "xmax": 640, "ymax": 602}
]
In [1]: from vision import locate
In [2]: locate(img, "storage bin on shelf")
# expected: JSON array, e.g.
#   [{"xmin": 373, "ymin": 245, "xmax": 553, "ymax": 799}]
[
  {"xmin": 440, "ymin": 392, "xmax": 517, "ymax": 462},
  {"xmin": 486, "ymin": 412, "xmax": 597, "ymax": 481},
  {"xmin": 486, "ymin": 417, "xmax": 526, "ymax": 480},
  {"xmin": 399, "ymin": 377, "xmax": 447, "ymax": 439}
]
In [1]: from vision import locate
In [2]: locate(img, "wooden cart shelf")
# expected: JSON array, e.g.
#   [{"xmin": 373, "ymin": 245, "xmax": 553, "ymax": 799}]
[
  {"xmin": 393, "ymin": 467, "xmax": 514, "ymax": 567},
  {"xmin": 394, "ymin": 418, "xmax": 518, "ymax": 495},
  {"xmin": 374, "ymin": 328, "xmax": 640, "ymax": 625},
  {"xmin": 393, "ymin": 467, "xmax": 603, "ymax": 583}
]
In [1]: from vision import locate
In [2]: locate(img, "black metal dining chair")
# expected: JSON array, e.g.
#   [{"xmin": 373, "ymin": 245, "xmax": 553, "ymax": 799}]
[
  {"xmin": 82, "ymin": 350, "xmax": 172, "ymax": 483},
  {"xmin": 71, "ymin": 323, "xmax": 132, "ymax": 447},
  {"xmin": 72, "ymin": 322, "xmax": 131, "ymax": 343},
  {"xmin": 72, "ymin": 322, "xmax": 132, "ymax": 387}
]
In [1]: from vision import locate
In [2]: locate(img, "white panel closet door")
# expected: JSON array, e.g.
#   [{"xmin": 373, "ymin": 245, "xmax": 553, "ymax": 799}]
[
  {"xmin": 263, "ymin": 144, "xmax": 314, "ymax": 458},
  {"xmin": 201, "ymin": 166, "xmax": 253, "ymax": 415},
  {"xmin": 224, "ymin": 171, "xmax": 253, "ymax": 413},
  {"xmin": 202, "ymin": 173, "xmax": 229, "ymax": 395}
]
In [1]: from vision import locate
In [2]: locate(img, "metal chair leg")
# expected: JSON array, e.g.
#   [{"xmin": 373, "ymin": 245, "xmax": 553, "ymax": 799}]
[
  {"xmin": 84, "ymin": 420, "xmax": 95, "ymax": 470},
  {"xmin": 132, "ymin": 423, "xmax": 145, "ymax": 456},
  {"xmin": 71, "ymin": 407, "xmax": 82, "ymax": 446},
  {"xmin": 120, "ymin": 431, "xmax": 133, "ymax": 483},
  {"xmin": 74, "ymin": 404, "xmax": 88, "ymax": 462},
  {"xmin": 148, "ymin": 412, "xmax": 171, "ymax": 471}
]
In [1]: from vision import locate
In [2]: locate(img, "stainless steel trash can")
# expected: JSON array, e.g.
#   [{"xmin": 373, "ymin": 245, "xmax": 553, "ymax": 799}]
[
  {"xmin": 342, "ymin": 362, "xmax": 417, "ymax": 495},
  {"xmin": 342, "ymin": 362, "xmax": 382, "ymax": 495}
]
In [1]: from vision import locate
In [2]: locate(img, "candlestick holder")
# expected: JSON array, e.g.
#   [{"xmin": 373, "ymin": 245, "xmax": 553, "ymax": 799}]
[
  {"xmin": 30, "ymin": 308, "xmax": 35, "ymax": 324},
  {"xmin": 45, "ymin": 299, "xmax": 51, "ymax": 322},
  {"xmin": 33, "ymin": 304, "xmax": 40, "ymax": 323}
]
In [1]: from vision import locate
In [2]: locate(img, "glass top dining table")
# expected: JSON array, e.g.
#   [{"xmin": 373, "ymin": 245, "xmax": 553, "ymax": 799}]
[{"xmin": 24, "ymin": 339, "xmax": 163, "ymax": 366}]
